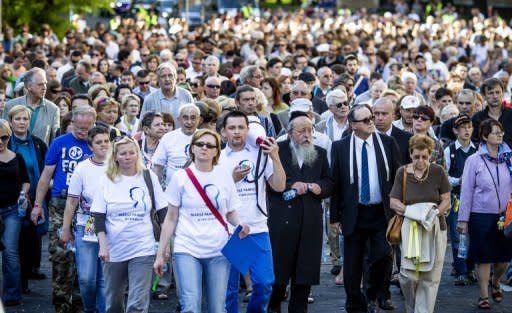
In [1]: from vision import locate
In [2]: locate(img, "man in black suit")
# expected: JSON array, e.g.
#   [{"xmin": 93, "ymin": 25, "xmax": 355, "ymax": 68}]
[
  {"xmin": 331, "ymin": 104, "xmax": 401, "ymax": 313},
  {"xmin": 374, "ymin": 97, "xmax": 412, "ymax": 164},
  {"xmin": 268, "ymin": 112, "xmax": 332, "ymax": 312}
]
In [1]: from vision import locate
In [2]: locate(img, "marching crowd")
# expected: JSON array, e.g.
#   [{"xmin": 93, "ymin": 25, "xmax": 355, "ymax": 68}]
[{"xmin": 2, "ymin": 2, "xmax": 512, "ymax": 313}]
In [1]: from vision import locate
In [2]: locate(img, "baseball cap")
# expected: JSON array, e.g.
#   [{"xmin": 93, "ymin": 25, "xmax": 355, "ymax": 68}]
[
  {"xmin": 400, "ymin": 95, "xmax": 421, "ymax": 109},
  {"xmin": 453, "ymin": 114, "xmax": 472, "ymax": 128}
]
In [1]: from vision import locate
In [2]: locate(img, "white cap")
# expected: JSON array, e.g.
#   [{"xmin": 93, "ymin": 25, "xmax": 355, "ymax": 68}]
[
  {"xmin": 281, "ymin": 67, "xmax": 292, "ymax": 77},
  {"xmin": 400, "ymin": 95, "xmax": 421, "ymax": 109},
  {"xmin": 290, "ymin": 98, "xmax": 313, "ymax": 113},
  {"xmin": 317, "ymin": 43, "xmax": 329, "ymax": 53}
]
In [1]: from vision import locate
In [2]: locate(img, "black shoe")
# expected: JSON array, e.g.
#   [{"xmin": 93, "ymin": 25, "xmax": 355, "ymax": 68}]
[
  {"xmin": 152, "ymin": 290, "xmax": 168, "ymax": 300},
  {"xmin": 175, "ymin": 303, "xmax": 181, "ymax": 312},
  {"xmin": 4, "ymin": 300, "xmax": 20, "ymax": 306},
  {"xmin": 330, "ymin": 265, "xmax": 341, "ymax": 275},
  {"xmin": 378, "ymin": 299, "xmax": 394, "ymax": 310},
  {"xmin": 29, "ymin": 269, "xmax": 47, "ymax": 280},
  {"xmin": 22, "ymin": 287, "xmax": 31, "ymax": 294},
  {"xmin": 367, "ymin": 301, "xmax": 379, "ymax": 313}
]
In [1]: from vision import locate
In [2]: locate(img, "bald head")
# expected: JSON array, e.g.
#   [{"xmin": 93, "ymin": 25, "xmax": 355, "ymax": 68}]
[{"xmin": 373, "ymin": 97, "xmax": 395, "ymax": 132}]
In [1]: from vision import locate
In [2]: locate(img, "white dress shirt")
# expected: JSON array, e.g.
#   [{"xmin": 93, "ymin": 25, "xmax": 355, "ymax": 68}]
[{"xmin": 354, "ymin": 134, "xmax": 382, "ymax": 204}]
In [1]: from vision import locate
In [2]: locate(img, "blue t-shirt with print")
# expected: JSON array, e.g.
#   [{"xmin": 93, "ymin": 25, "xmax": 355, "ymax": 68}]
[{"xmin": 45, "ymin": 133, "xmax": 92, "ymax": 197}]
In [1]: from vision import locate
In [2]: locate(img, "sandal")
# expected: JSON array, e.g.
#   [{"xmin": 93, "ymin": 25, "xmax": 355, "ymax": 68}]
[
  {"xmin": 492, "ymin": 284, "xmax": 503, "ymax": 303},
  {"xmin": 478, "ymin": 297, "xmax": 491, "ymax": 310}
]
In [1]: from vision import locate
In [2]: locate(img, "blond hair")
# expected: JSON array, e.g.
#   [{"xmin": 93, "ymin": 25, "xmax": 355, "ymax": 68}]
[
  {"xmin": 8, "ymin": 104, "xmax": 32, "ymax": 121},
  {"xmin": 0, "ymin": 119, "xmax": 11, "ymax": 137},
  {"xmin": 105, "ymin": 136, "xmax": 145, "ymax": 182}
]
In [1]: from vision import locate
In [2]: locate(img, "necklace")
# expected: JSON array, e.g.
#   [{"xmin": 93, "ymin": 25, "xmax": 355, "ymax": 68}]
[{"xmin": 412, "ymin": 164, "xmax": 430, "ymax": 182}]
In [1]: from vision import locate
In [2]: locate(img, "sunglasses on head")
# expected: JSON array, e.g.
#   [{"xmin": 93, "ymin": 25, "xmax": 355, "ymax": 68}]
[
  {"xmin": 193, "ymin": 141, "xmax": 217, "ymax": 149},
  {"xmin": 413, "ymin": 114, "xmax": 431, "ymax": 122},
  {"xmin": 352, "ymin": 115, "xmax": 374, "ymax": 124}
]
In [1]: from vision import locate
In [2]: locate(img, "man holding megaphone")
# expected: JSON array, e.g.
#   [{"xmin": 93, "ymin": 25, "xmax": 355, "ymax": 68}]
[{"xmin": 219, "ymin": 102, "xmax": 286, "ymax": 313}]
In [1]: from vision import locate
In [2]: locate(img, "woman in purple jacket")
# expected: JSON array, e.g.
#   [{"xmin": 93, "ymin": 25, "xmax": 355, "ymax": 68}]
[{"xmin": 457, "ymin": 119, "xmax": 512, "ymax": 310}]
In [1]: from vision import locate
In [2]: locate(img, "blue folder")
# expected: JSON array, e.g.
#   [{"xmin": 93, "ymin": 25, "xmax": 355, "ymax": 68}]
[{"xmin": 222, "ymin": 226, "xmax": 265, "ymax": 274}]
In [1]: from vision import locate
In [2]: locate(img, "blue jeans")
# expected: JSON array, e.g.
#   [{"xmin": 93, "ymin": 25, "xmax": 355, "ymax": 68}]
[
  {"xmin": 74, "ymin": 225, "xmax": 105, "ymax": 313},
  {"xmin": 226, "ymin": 232, "xmax": 274, "ymax": 313},
  {"xmin": 1, "ymin": 205, "xmax": 22, "ymax": 302},
  {"xmin": 174, "ymin": 253, "xmax": 230, "ymax": 313}
]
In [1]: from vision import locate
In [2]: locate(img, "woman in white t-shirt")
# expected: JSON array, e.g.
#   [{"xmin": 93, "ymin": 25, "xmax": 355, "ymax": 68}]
[
  {"xmin": 154, "ymin": 129, "xmax": 249, "ymax": 313},
  {"xmin": 60, "ymin": 126, "xmax": 110, "ymax": 313},
  {"xmin": 90, "ymin": 136, "xmax": 168, "ymax": 313}
]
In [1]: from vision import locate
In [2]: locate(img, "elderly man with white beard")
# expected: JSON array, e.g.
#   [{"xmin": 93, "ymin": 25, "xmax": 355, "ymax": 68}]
[{"xmin": 268, "ymin": 112, "xmax": 333, "ymax": 313}]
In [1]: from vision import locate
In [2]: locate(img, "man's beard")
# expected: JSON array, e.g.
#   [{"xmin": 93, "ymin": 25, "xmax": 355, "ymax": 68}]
[{"xmin": 290, "ymin": 140, "xmax": 318, "ymax": 167}]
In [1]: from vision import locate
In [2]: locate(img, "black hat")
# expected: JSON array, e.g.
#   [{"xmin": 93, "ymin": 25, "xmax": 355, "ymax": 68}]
[
  {"xmin": 298, "ymin": 72, "xmax": 316, "ymax": 83},
  {"xmin": 289, "ymin": 111, "xmax": 309, "ymax": 123}
]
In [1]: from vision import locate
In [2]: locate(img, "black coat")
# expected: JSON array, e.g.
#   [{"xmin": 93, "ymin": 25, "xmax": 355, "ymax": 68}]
[
  {"xmin": 390, "ymin": 125, "xmax": 412, "ymax": 164},
  {"xmin": 330, "ymin": 133, "xmax": 402, "ymax": 236},
  {"xmin": 268, "ymin": 140, "xmax": 332, "ymax": 285}
]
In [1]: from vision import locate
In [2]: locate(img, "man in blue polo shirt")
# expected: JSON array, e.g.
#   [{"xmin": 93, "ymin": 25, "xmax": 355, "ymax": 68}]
[{"xmin": 31, "ymin": 105, "xmax": 96, "ymax": 313}]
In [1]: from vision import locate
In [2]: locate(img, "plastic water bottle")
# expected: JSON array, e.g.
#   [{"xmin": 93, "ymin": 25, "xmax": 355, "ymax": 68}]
[
  {"xmin": 282, "ymin": 189, "xmax": 297, "ymax": 201},
  {"xmin": 457, "ymin": 234, "xmax": 468, "ymax": 259},
  {"xmin": 17, "ymin": 191, "xmax": 26, "ymax": 218},
  {"xmin": 57, "ymin": 228, "xmax": 76, "ymax": 252}
]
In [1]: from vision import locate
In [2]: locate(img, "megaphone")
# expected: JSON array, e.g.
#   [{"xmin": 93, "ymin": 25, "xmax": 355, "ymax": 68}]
[{"xmin": 247, "ymin": 115, "xmax": 267, "ymax": 148}]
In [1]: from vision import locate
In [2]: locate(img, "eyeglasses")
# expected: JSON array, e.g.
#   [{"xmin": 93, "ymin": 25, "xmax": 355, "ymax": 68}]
[
  {"xmin": 0, "ymin": 135, "xmax": 9, "ymax": 143},
  {"xmin": 413, "ymin": 114, "xmax": 431, "ymax": 122},
  {"xmin": 175, "ymin": 59, "xmax": 184, "ymax": 62},
  {"xmin": 333, "ymin": 101, "xmax": 349, "ymax": 108},
  {"xmin": 490, "ymin": 131, "xmax": 505, "ymax": 137},
  {"xmin": 190, "ymin": 83, "xmax": 199, "ymax": 88},
  {"xmin": 139, "ymin": 81, "xmax": 150, "ymax": 85},
  {"xmin": 292, "ymin": 90, "xmax": 309, "ymax": 96},
  {"xmin": 193, "ymin": 142, "xmax": 217, "ymax": 149},
  {"xmin": 458, "ymin": 101, "xmax": 472, "ymax": 105},
  {"xmin": 141, "ymin": 54, "xmax": 150, "ymax": 58},
  {"xmin": 352, "ymin": 116, "xmax": 374, "ymax": 124},
  {"xmin": 206, "ymin": 84, "xmax": 221, "ymax": 89}
]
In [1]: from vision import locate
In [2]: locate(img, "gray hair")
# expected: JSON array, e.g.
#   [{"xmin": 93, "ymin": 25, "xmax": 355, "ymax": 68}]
[
  {"xmin": 23, "ymin": 68, "xmax": 46, "ymax": 86},
  {"xmin": 156, "ymin": 62, "xmax": 177, "ymax": 78},
  {"xmin": 239, "ymin": 65, "xmax": 259, "ymax": 84},
  {"xmin": 458, "ymin": 89, "xmax": 476, "ymax": 103},
  {"xmin": 401, "ymin": 71, "xmax": 417, "ymax": 83},
  {"xmin": 72, "ymin": 104, "xmax": 97, "ymax": 120},
  {"xmin": 326, "ymin": 89, "xmax": 347, "ymax": 107},
  {"xmin": 178, "ymin": 103, "xmax": 201, "ymax": 117}
]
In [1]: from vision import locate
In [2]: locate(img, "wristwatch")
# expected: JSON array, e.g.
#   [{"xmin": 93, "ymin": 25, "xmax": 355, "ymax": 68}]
[{"xmin": 307, "ymin": 184, "xmax": 313, "ymax": 192}]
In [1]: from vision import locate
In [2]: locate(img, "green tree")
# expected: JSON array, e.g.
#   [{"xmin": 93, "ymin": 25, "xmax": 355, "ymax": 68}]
[{"xmin": 3, "ymin": 0, "xmax": 111, "ymax": 38}]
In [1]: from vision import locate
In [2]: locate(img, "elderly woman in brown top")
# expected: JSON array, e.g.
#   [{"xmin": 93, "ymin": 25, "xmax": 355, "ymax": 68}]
[{"xmin": 389, "ymin": 134, "xmax": 451, "ymax": 313}]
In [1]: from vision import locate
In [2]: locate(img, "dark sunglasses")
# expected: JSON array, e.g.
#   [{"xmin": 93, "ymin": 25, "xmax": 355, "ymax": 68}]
[
  {"xmin": 206, "ymin": 84, "xmax": 221, "ymax": 89},
  {"xmin": 413, "ymin": 114, "xmax": 431, "ymax": 122},
  {"xmin": 193, "ymin": 142, "xmax": 217, "ymax": 149},
  {"xmin": 334, "ymin": 101, "xmax": 349, "ymax": 108},
  {"xmin": 352, "ymin": 115, "xmax": 374, "ymax": 124},
  {"xmin": 139, "ymin": 81, "xmax": 150, "ymax": 85},
  {"xmin": 0, "ymin": 135, "xmax": 9, "ymax": 143},
  {"xmin": 190, "ymin": 83, "xmax": 199, "ymax": 88}
]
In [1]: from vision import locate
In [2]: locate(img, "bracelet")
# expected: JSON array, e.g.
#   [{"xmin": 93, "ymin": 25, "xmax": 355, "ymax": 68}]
[{"xmin": 34, "ymin": 202, "xmax": 41, "ymax": 208}]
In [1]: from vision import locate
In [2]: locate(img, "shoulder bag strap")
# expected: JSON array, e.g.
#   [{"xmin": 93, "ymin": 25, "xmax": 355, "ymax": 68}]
[
  {"xmin": 185, "ymin": 167, "xmax": 229, "ymax": 234},
  {"xmin": 481, "ymin": 156, "xmax": 502, "ymax": 214},
  {"xmin": 143, "ymin": 169, "xmax": 156, "ymax": 214},
  {"xmin": 402, "ymin": 165, "xmax": 407, "ymax": 205}
]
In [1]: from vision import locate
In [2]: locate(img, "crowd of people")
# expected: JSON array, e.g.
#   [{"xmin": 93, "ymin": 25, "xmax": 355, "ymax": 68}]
[{"xmin": 1, "ymin": 1, "xmax": 512, "ymax": 313}]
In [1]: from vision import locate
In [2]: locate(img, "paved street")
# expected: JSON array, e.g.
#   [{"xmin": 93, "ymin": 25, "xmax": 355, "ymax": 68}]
[{"xmin": 4, "ymin": 237, "xmax": 512, "ymax": 313}]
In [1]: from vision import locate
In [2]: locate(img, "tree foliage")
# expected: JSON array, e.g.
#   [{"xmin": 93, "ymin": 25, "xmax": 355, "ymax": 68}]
[{"xmin": 3, "ymin": 0, "xmax": 111, "ymax": 38}]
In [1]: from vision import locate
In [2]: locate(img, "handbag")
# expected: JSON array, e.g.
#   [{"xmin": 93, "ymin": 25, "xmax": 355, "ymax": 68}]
[
  {"xmin": 142, "ymin": 169, "xmax": 161, "ymax": 241},
  {"xmin": 504, "ymin": 195, "xmax": 512, "ymax": 238},
  {"xmin": 184, "ymin": 167, "xmax": 229, "ymax": 234},
  {"xmin": 386, "ymin": 166, "xmax": 407, "ymax": 245}
]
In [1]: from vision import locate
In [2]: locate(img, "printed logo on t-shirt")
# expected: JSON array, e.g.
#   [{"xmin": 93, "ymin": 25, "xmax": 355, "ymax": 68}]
[
  {"xmin": 239, "ymin": 159, "xmax": 256, "ymax": 182},
  {"xmin": 184, "ymin": 144, "xmax": 190, "ymax": 158},
  {"xmin": 68, "ymin": 146, "xmax": 84, "ymax": 160},
  {"xmin": 129, "ymin": 187, "xmax": 147, "ymax": 212},
  {"xmin": 204, "ymin": 184, "xmax": 220, "ymax": 210},
  {"xmin": 61, "ymin": 146, "xmax": 86, "ymax": 185}
]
